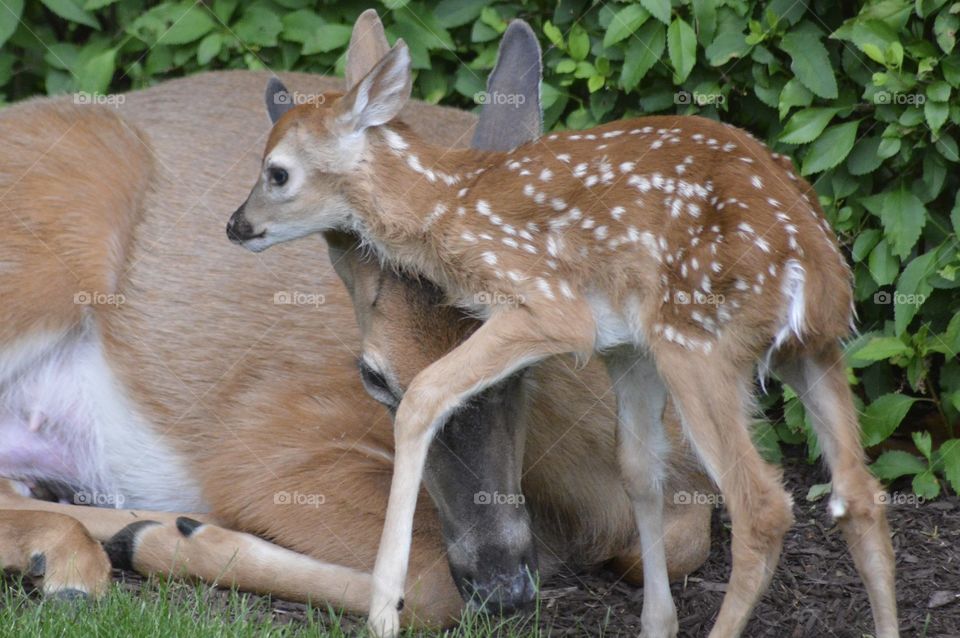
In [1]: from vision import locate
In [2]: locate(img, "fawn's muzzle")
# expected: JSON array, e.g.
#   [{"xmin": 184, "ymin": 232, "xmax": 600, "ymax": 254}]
[{"xmin": 226, "ymin": 205, "xmax": 263, "ymax": 243}]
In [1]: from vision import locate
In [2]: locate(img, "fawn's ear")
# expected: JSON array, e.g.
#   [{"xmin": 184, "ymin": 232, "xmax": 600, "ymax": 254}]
[
  {"xmin": 337, "ymin": 40, "xmax": 412, "ymax": 133},
  {"xmin": 345, "ymin": 9, "xmax": 390, "ymax": 90},
  {"xmin": 471, "ymin": 20, "xmax": 542, "ymax": 151},
  {"xmin": 265, "ymin": 77, "xmax": 293, "ymax": 124}
]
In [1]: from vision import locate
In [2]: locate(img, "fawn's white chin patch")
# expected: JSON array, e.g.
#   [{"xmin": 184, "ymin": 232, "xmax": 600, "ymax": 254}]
[{"xmin": 242, "ymin": 236, "xmax": 272, "ymax": 252}]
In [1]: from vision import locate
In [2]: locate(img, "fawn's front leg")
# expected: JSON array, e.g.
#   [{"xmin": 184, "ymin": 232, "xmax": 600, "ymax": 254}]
[{"xmin": 367, "ymin": 304, "xmax": 594, "ymax": 637}]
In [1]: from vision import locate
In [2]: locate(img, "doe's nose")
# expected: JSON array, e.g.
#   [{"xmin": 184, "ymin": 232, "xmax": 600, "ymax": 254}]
[{"xmin": 465, "ymin": 563, "xmax": 538, "ymax": 616}]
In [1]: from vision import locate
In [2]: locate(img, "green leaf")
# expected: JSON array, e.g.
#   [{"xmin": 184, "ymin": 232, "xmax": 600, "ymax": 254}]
[
  {"xmin": 233, "ymin": 6, "xmax": 282, "ymax": 47},
  {"xmin": 806, "ymin": 482, "xmax": 832, "ymax": 502},
  {"xmin": 868, "ymin": 238, "xmax": 900, "ymax": 286},
  {"xmin": 434, "ymin": 0, "xmax": 492, "ymax": 28},
  {"xmin": 913, "ymin": 470, "xmax": 940, "ymax": 499},
  {"xmin": 850, "ymin": 336, "xmax": 914, "ymax": 362},
  {"xmin": 852, "ymin": 229, "xmax": 881, "ymax": 262},
  {"xmin": 752, "ymin": 420, "xmax": 784, "ymax": 464},
  {"xmin": 935, "ymin": 10, "xmax": 959, "ymax": 54},
  {"xmin": 212, "ymin": 0, "xmax": 237, "ymax": 23},
  {"xmin": 913, "ymin": 430, "xmax": 933, "ymax": 460},
  {"xmin": 196, "ymin": 32, "xmax": 222, "ymax": 65},
  {"xmin": 848, "ymin": 19, "xmax": 899, "ymax": 60},
  {"xmin": 0, "ymin": 0, "xmax": 23, "ymax": 48},
  {"xmin": 568, "ymin": 25, "xmax": 590, "ymax": 61},
  {"xmin": 620, "ymin": 21, "xmax": 665, "ymax": 90},
  {"xmin": 847, "ymin": 136, "xmax": 884, "ymax": 175},
  {"xmin": 705, "ymin": 30, "xmax": 749, "ymax": 66},
  {"xmin": 927, "ymin": 81, "xmax": 951, "ymax": 102},
  {"xmin": 603, "ymin": 4, "xmax": 650, "ymax": 47},
  {"xmin": 780, "ymin": 31, "xmax": 838, "ymax": 99},
  {"xmin": 779, "ymin": 107, "xmax": 838, "ymax": 144},
  {"xmin": 894, "ymin": 251, "xmax": 936, "ymax": 333},
  {"xmin": 41, "ymin": 0, "xmax": 99, "ymax": 29},
  {"xmin": 76, "ymin": 48, "xmax": 115, "ymax": 93},
  {"xmin": 691, "ymin": 0, "xmax": 717, "ymax": 44},
  {"xmin": 925, "ymin": 100, "xmax": 950, "ymax": 134},
  {"xmin": 281, "ymin": 10, "xmax": 324, "ymax": 46},
  {"xmin": 778, "ymin": 78, "xmax": 812, "ymax": 120},
  {"xmin": 801, "ymin": 120, "xmax": 859, "ymax": 175},
  {"xmin": 640, "ymin": 0, "xmax": 671, "ymax": 25},
  {"xmin": 940, "ymin": 439, "xmax": 960, "ymax": 494},
  {"xmin": 881, "ymin": 187, "xmax": 927, "ymax": 259},
  {"xmin": 543, "ymin": 21, "xmax": 563, "ymax": 48},
  {"xmin": 871, "ymin": 450, "xmax": 926, "ymax": 481},
  {"xmin": 861, "ymin": 393, "xmax": 917, "ymax": 447},
  {"xmin": 161, "ymin": 4, "xmax": 216, "ymax": 45},
  {"xmin": 667, "ymin": 17, "xmax": 697, "ymax": 83},
  {"xmin": 878, "ymin": 135, "xmax": 901, "ymax": 159},
  {"xmin": 304, "ymin": 24, "xmax": 352, "ymax": 55}
]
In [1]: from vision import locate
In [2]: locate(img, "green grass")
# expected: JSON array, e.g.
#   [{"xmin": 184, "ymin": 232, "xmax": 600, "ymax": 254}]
[{"xmin": 0, "ymin": 577, "xmax": 565, "ymax": 638}]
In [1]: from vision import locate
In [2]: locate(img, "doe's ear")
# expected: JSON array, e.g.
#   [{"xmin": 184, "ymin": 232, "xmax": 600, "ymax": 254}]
[
  {"xmin": 471, "ymin": 20, "xmax": 543, "ymax": 151},
  {"xmin": 337, "ymin": 40, "xmax": 412, "ymax": 133},
  {"xmin": 265, "ymin": 77, "xmax": 294, "ymax": 124},
  {"xmin": 345, "ymin": 9, "xmax": 390, "ymax": 90}
]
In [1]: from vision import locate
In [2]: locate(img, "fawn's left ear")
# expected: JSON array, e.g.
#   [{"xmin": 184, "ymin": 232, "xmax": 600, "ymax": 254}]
[{"xmin": 337, "ymin": 40, "xmax": 412, "ymax": 133}]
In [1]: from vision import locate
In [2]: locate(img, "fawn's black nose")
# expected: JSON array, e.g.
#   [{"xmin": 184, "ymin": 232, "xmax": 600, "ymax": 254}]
[{"xmin": 226, "ymin": 205, "xmax": 259, "ymax": 243}]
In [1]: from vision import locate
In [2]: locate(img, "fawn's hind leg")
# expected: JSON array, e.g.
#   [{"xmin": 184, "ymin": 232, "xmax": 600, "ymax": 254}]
[
  {"xmin": 604, "ymin": 348, "xmax": 677, "ymax": 638},
  {"xmin": 775, "ymin": 344, "xmax": 898, "ymax": 638},
  {"xmin": 654, "ymin": 347, "xmax": 794, "ymax": 638}
]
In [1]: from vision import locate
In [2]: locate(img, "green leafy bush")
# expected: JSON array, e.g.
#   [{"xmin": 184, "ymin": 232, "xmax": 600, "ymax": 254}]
[{"xmin": 1, "ymin": 0, "xmax": 958, "ymax": 497}]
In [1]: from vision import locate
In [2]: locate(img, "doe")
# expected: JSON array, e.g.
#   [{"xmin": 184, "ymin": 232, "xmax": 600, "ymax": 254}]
[{"xmin": 227, "ymin": 41, "xmax": 899, "ymax": 638}]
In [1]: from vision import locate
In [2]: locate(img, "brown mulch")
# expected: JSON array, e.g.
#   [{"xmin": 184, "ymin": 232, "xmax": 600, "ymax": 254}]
[
  {"xmin": 4, "ymin": 458, "xmax": 959, "ymax": 636},
  {"xmin": 536, "ymin": 458, "xmax": 960, "ymax": 637}
]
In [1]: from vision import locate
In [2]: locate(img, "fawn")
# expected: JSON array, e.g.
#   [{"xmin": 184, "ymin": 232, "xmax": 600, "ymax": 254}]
[{"xmin": 228, "ymin": 41, "xmax": 899, "ymax": 638}]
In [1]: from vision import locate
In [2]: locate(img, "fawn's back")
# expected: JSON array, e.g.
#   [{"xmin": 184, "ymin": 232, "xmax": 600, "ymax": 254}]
[{"xmin": 388, "ymin": 115, "xmax": 854, "ymax": 355}]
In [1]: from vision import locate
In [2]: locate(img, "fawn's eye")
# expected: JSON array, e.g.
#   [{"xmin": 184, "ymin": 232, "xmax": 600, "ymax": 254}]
[{"xmin": 269, "ymin": 167, "xmax": 288, "ymax": 186}]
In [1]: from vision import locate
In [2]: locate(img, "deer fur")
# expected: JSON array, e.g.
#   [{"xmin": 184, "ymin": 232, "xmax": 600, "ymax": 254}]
[
  {"xmin": 0, "ymin": 13, "xmax": 712, "ymax": 627},
  {"xmin": 231, "ymin": 40, "xmax": 899, "ymax": 638}
]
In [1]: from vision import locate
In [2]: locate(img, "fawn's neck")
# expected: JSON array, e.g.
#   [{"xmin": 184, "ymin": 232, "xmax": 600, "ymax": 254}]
[{"xmin": 356, "ymin": 126, "xmax": 498, "ymax": 280}]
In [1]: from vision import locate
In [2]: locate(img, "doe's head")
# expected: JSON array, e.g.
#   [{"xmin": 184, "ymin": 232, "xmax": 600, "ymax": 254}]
[{"xmin": 227, "ymin": 41, "xmax": 413, "ymax": 252}]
